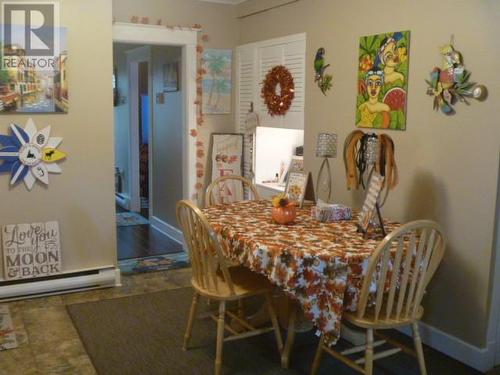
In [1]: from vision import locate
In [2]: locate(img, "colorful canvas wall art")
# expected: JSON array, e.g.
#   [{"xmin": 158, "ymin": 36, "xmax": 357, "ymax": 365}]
[
  {"xmin": 0, "ymin": 28, "xmax": 68, "ymax": 113},
  {"xmin": 356, "ymin": 31, "xmax": 410, "ymax": 130},
  {"xmin": 203, "ymin": 49, "xmax": 232, "ymax": 114}
]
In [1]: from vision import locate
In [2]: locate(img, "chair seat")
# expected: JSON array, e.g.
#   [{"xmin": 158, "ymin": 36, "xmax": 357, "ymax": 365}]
[
  {"xmin": 343, "ymin": 305, "xmax": 424, "ymax": 329},
  {"xmin": 192, "ymin": 266, "xmax": 274, "ymax": 301}
]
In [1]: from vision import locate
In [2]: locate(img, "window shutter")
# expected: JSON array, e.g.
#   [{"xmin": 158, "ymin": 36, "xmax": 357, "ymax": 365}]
[
  {"xmin": 236, "ymin": 45, "xmax": 256, "ymax": 184},
  {"xmin": 257, "ymin": 44, "xmax": 284, "ymax": 128},
  {"xmin": 283, "ymin": 39, "xmax": 306, "ymax": 128},
  {"xmin": 235, "ymin": 34, "xmax": 306, "ymax": 185}
]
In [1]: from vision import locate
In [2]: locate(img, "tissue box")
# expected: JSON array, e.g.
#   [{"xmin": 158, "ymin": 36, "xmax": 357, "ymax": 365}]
[{"xmin": 311, "ymin": 203, "xmax": 352, "ymax": 222}]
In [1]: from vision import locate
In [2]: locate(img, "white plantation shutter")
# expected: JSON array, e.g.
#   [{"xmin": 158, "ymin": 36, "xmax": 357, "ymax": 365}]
[
  {"xmin": 235, "ymin": 33, "xmax": 306, "ymax": 132},
  {"xmin": 257, "ymin": 44, "xmax": 283, "ymax": 128},
  {"xmin": 283, "ymin": 39, "xmax": 306, "ymax": 128},
  {"xmin": 236, "ymin": 45, "xmax": 256, "ymax": 185}
]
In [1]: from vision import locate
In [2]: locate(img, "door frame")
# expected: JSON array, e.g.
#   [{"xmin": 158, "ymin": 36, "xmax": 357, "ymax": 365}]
[
  {"xmin": 113, "ymin": 22, "xmax": 197, "ymax": 210},
  {"xmin": 486, "ymin": 156, "xmax": 500, "ymax": 369},
  {"xmin": 125, "ymin": 47, "xmax": 152, "ymax": 214}
]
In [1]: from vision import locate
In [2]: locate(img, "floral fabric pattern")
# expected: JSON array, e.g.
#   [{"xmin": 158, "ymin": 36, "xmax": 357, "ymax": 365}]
[{"xmin": 203, "ymin": 200, "xmax": 400, "ymax": 345}]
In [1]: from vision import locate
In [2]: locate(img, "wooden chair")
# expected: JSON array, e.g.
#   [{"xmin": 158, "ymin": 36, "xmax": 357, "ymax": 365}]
[
  {"xmin": 311, "ymin": 220, "xmax": 446, "ymax": 375},
  {"xmin": 176, "ymin": 200, "xmax": 283, "ymax": 375},
  {"xmin": 205, "ymin": 175, "xmax": 261, "ymax": 207}
]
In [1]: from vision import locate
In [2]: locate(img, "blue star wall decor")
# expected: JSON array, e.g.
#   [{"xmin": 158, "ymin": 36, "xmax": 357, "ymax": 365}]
[{"xmin": 0, "ymin": 118, "xmax": 67, "ymax": 190}]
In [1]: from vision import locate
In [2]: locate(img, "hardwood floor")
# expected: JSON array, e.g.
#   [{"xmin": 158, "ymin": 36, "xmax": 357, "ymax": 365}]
[{"xmin": 116, "ymin": 206, "xmax": 182, "ymax": 260}]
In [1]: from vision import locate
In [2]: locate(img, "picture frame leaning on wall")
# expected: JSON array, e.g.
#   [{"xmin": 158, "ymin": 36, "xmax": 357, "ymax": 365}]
[{"xmin": 357, "ymin": 171, "xmax": 386, "ymax": 238}]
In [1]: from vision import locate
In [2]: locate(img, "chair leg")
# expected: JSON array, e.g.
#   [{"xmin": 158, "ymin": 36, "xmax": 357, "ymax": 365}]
[
  {"xmin": 310, "ymin": 335, "xmax": 324, "ymax": 375},
  {"xmin": 265, "ymin": 292, "xmax": 283, "ymax": 353},
  {"xmin": 412, "ymin": 322, "xmax": 428, "ymax": 375},
  {"xmin": 365, "ymin": 328, "xmax": 374, "ymax": 375},
  {"xmin": 183, "ymin": 292, "xmax": 200, "ymax": 351},
  {"xmin": 215, "ymin": 301, "xmax": 226, "ymax": 375},
  {"xmin": 281, "ymin": 304, "xmax": 297, "ymax": 368}
]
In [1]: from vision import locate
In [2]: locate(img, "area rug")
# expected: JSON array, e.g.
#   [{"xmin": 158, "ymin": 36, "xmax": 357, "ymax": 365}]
[
  {"xmin": 118, "ymin": 252, "xmax": 189, "ymax": 275},
  {"xmin": 116, "ymin": 212, "xmax": 149, "ymax": 226},
  {"xmin": 66, "ymin": 289, "xmax": 474, "ymax": 375},
  {"xmin": 67, "ymin": 287, "xmax": 298, "ymax": 375},
  {"xmin": 0, "ymin": 305, "xmax": 18, "ymax": 351}
]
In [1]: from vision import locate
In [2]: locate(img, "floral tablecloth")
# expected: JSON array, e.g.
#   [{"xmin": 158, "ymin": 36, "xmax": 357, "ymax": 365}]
[{"xmin": 203, "ymin": 200, "xmax": 399, "ymax": 344}]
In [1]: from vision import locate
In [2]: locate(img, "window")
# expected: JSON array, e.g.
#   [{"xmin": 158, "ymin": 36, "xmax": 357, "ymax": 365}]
[{"xmin": 235, "ymin": 33, "xmax": 306, "ymax": 194}]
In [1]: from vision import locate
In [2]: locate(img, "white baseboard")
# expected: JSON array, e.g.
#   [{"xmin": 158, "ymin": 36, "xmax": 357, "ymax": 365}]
[
  {"xmin": 150, "ymin": 216, "xmax": 183, "ymax": 244},
  {"xmin": 0, "ymin": 266, "xmax": 120, "ymax": 301},
  {"xmin": 399, "ymin": 321, "xmax": 496, "ymax": 372}
]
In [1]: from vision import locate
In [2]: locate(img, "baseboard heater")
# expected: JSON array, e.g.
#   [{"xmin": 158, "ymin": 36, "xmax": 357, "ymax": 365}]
[{"xmin": 0, "ymin": 267, "xmax": 120, "ymax": 301}]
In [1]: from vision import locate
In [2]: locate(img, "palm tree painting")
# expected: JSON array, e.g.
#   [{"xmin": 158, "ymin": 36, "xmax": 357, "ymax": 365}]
[{"xmin": 202, "ymin": 49, "xmax": 232, "ymax": 114}]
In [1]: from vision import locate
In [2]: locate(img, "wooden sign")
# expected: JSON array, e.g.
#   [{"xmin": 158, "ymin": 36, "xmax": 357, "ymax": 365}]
[
  {"xmin": 210, "ymin": 133, "xmax": 244, "ymax": 203},
  {"xmin": 357, "ymin": 171, "xmax": 385, "ymax": 236},
  {"xmin": 2, "ymin": 221, "xmax": 61, "ymax": 280}
]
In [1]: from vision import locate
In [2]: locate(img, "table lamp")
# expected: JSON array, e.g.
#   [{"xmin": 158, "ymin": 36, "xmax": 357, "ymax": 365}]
[{"xmin": 316, "ymin": 132, "xmax": 337, "ymax": 201}]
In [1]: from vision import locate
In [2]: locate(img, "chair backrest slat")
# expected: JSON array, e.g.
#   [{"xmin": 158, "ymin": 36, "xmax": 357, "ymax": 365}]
[
  {"xmin": 385, "ymin": 236, "xmax": 405, "ymax": 320},
  {"xmin": 176, "ymin": 200, "xmax": 236, "ymax": 296},
  {"xmin": 356, "ymin": 220, "xmax": 445, "ymax": 323},
  {"xmin": 374, "ymin": 245, "xmax": 391, "ymax": 321},
  {"xmin": 396, "ymin": 232, "xmax": 416, "ymax": 319},
  {"xmin": 205, "ymin": 175, "xmax": 261, "ymax": 207},
  {"xmin": 404, "ymin": 228, "xmax": 428, "ymax": 319},
  {"xmin": 412, "ymin": 229, "xmax": 436, "ymax": 318}
]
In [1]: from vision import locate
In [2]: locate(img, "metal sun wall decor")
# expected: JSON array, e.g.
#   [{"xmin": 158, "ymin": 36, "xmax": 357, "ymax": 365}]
[
  {"xmin": 425, "ymin": 37, "xmax": 487, "ymax": 115},
  {"xmin": 314, "ymin": 47, "xmax": 333, "ymax": 95},
  {"xmin": 356, "ymin": 31, "xmax": 410, "ymax": 131},
  {"xmin": 0, "ymin": 118, "xmax": 66, "ymax": 190}
]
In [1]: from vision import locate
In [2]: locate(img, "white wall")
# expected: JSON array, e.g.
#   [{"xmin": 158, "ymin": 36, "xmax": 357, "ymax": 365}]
[{"xmin": 255, "ymin": 126, "xmax": 303, "ymax": 185}]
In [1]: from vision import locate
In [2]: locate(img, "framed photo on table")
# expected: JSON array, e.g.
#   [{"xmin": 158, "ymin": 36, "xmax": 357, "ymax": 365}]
[{"xmin": 285, "ymin": 170, "xmax": 316, "ymax": 208}]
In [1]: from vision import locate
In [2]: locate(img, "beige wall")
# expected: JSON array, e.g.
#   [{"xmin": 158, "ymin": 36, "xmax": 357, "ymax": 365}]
[
  {"xmin": 0, "ymin": 0, "xmax": 116, "ymax": 275},
  {"xmin": 238, "ymin": 0, "xmax": 500, "ymax": 347},
  {"xmin": 112, "ymin": 0, "xmax": 240, "ymax": 198}
]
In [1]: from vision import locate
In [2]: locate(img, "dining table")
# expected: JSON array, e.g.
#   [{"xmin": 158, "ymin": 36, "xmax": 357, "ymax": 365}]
[{"xmin": 202, "ymin": 199, "xmax": 400, "ymax": 367}]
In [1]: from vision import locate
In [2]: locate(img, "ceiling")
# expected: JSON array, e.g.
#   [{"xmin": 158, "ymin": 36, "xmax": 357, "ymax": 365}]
[{"xmin": 198, "ymin": 0, "xmax": 248, "ymax": 4}]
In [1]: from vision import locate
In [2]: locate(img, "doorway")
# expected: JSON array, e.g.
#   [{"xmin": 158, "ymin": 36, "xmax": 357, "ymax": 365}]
[
  {"xmin": 112, "ymin": 22, "xmax": 197, "ymax": 263},
  {"xmin": 114, "ymin": 42, "xmax": 185, "ymax": 261}
]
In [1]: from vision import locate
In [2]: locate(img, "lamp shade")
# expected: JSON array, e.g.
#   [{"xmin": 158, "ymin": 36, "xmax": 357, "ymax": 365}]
[{"xmin": 316, "ymin": 132, "xmax": 337, "ymax": 158}]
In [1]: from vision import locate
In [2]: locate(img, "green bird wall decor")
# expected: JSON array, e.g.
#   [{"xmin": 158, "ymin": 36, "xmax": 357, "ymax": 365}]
[{"xmin": 314, "ymin": 47, "xmax": 333, "ymax": 95}]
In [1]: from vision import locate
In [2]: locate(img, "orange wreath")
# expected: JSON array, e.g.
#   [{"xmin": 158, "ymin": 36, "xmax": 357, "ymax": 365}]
[{"xmin": 261, "ymin": 65, "xmax": 295, "ymax": 117}]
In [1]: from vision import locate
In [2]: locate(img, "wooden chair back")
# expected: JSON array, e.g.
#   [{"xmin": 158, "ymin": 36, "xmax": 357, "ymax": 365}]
[
  {"xmin": 176, "ymin": 200, "xmax": 235, "ymax": 295},
  {"xmin": 205, "ymin": 175, "xmax": 261, "ymax": 207},
  {"xmin": 356, "ymin": 220, "xmax": 445, "ymax": 323}
]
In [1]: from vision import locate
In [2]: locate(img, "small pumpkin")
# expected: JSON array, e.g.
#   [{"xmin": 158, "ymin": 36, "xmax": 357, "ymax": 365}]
[{"xmin": 271, "ymin": 194, "xmax": 296, "ymax": 225}]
